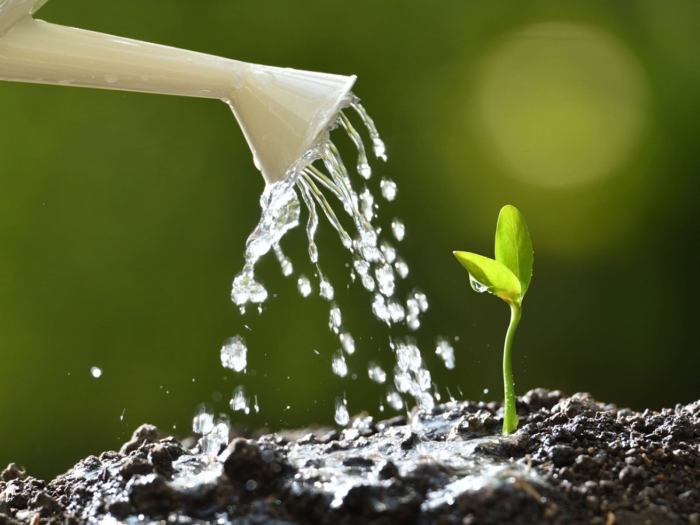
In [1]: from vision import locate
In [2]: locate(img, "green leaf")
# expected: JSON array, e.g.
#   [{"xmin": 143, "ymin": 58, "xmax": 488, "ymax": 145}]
[
  {"xmin": 495, "ymin": 205, "xmax": 533, "ymax": 296},
  {"xmin": 453, "ymin": 251, "xmax": 522, "ymax": 305}
]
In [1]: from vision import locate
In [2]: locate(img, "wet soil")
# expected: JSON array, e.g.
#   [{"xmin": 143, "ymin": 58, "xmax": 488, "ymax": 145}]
[{"xmin": 1, "ymin": 389, "xmax": 699, "ymax": 524}]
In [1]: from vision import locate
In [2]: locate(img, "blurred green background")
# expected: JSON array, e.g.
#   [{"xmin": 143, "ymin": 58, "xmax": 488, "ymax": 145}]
[{"xmin": 1, "ymin": 0, "xmax": 699, "ymax": 480}]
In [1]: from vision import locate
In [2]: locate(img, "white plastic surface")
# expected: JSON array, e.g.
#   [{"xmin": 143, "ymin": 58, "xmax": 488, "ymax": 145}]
[
  {"xmin": 0, "ymin": 0, "xmax": 47, "ymax": 35},
  {"xmin": 0, "ymin": 0, "xmax": 356, "ymax": 184}
]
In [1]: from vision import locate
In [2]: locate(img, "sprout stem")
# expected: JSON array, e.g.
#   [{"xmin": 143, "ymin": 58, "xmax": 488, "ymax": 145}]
[{"xmin": 502, "ymin": 303, "xmax": 521, "ymax": 434}]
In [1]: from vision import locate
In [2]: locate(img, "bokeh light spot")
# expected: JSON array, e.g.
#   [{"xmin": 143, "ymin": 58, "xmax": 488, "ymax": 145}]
[{"xmin": 475, "ymin": 22, "xmax": 649, "ymax": 187}]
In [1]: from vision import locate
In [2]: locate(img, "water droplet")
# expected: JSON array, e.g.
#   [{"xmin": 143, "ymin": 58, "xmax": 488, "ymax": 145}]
[
  {"xmin": 396, "ymin": 342, "xmax": 422, "ymax": 372},
  {"xmin": 380, "ymin": 241, "xmax": 397, "ymax": 263},
  {"xmin": 371, "ymin": 293, "xmax": 390, "ymax": 323},
  {"xmin": 329, "ymin": 304, "xmax": 342, "ymax": 332},
  {"xmin": 273, "ymin": 244, "xmax": 293, "ymax": 276},
  {"xmin": 339, "ymin": 332, "xmax": 355, "ymax": 355},
  {"xmin": 230, "ymin": 386, "xmax": 250, "ymax": 414},
  {"xmin": 367, "ymin": 362, "xmax": 386, "ymax": 384},
  {"xmin": 380, "ymin": 178, "xmax": 397, "ymax": 201},
  {"xmin": 417, "ymin": 368, "xmax": 432, "ymax": 391},
  {"xmin": 331, "ymin": 350, "xmax": 348, "ymax": 377},
  {"xmin": 361, "ymin": 273, "xmax": 376, "ymax": 291},
  {"xmin": 469, "ymin": 274, "xmax": 489, "ymax": 294},
  {"xmin": 414, "ymin": 290, "xmax": 429, "ymax": 312},
  {"xmin": 231, "ymin": 267, "xmax": 268, "ymax": 306},
  {"xmin": 297, "ymin": 275, "xmax": 312, "ymax": 297},
  {"xmin": 391, "ymin": 218, "xmax": 405, "ymax": 241},
  {"xmin": 358, "ymin": 162, "xmax": 372, "ymax": 179},
  {"xmin": 319, "ymin": 274, "xmax": 335, "ymax": 301},
  {"xmin": 334, "ymin": 396, "xmax": 350, "ymax": 426},
  {"xmin": 435, "ymin": 337, "xmax": 455, "ymax": 370},
  {"xmin": 386, "ymin": 390, "xmax": 403, "ymax": 411},
  {"xmin": 388, "ymin": 300, "xmax": 406, "ymax": 323},
  {"xmin": 90, "ymin": 366, "xmax": 102, "ymax": 379},
  {"xmin": 230, "ymin": 181, "xmax": 299, "ymax": 307},
  {"xmin": 375, "ymin": 264, "xmax": 396, "ymax": 297},
  {"xmin": 359, "ymin": 187, "xmax": 375, "ymax": 222},
  {"xmin": 394, "ymin": 258, "xmax": 409, "ymax": 279},
  {"xmin": 220, "ymin": 335, "xmax": 247, "ymax": 372}
]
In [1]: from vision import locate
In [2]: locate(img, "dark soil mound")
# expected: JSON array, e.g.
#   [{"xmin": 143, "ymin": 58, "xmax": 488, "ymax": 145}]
[{"xmin": 1, "ymin": 390, "xmax": 699, "ymax": 524}]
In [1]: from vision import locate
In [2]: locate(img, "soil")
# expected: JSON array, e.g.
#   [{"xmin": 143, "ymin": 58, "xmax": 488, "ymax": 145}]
[{"xmin": 1, "ymin": 389, "xmax": 699, "ymax": 524}]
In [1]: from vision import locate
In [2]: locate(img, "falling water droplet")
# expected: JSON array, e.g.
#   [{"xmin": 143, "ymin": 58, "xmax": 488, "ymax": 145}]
[
  {"xmin": 380, "ymin": 178, "xmax": 397, "ymax": 201},
  {"xmin": 435, "ymin": 337, "xmax": 456, "ymax": 370},
  {"xmin": 371, "ymin": 293, "xmax": 390, "ymax": 323},
  {"xmin": 367, "ymin": 362, "xmax": 386, "ymax": 384},
  {"xmin": 297, "ymin": 275, "xmax": 312, "ymax": 297},
  {"xmin": 394, "ymin": 258, "xmax": 409, "ymax": 279},
  {"xmin": 359, "ymin": 187, "xmax": 374, "ymax": 222},
  {"xmin": 332, "ymin": 350, "xmax": 348, "ymax": 378},
  {"xmin": 386, "ymin": 389, "xmax": 403, "ymax": 411},
  {"xmin": 391, "ymin": 218, "xmax": 405, "ymax": 241},
  {"xmin": 319, "ymin": 274, "xmax": 335, "ymax": 301},
  {"xmin": 273, "ymin": 244, "xmax": 293, "ymax": 276},
  {"xmin": 329, "ymin": 304, "xmax": 342, "ymax": 333},
  {"xmin": 220, "ymin": 336, "xmax": 247, "ymax": 372},
  {"xmin": 230, "ymin": 386, "xmax": 250, "ymax": 414},
  {"xmin": 380, "ymin": 241, "xmax": 397, "ymax": 263},
  {"xmin": 375, "ymin": 264, "xmax": 396, "ymax": 297},
  {"xmin": 231, "ymin": 267, "xmax": 268, "ymax": 306},
  {"xmin": 388, "ymin": 300, "xmax": 406, "ymax": 323},
  {"xmin": 414, "ymin": 290, "xmax": 429, "ymax": 312},
  {"xmin": 339, "ymin": 332, "xmax": 355, "ymax": 355},
  {"xmin": 334, "ymin": 397, "xmax": 350, "ymax": 426}
]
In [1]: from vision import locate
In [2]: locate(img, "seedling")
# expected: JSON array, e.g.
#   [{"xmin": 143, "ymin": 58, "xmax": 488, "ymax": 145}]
[{"xmin": 453, "ymin": 205, "xmax": 533, "ymax": 435}]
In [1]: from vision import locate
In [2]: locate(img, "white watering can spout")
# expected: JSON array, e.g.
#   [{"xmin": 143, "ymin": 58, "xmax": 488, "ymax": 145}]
[{"xmin": 0, "ymin": 0, "xmax": 356, "ymax": 184}]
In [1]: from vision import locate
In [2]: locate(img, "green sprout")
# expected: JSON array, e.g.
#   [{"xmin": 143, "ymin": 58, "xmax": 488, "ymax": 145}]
[{"xmin": 453, "ymin": 205, "xmax": 533, "ymax": 435}]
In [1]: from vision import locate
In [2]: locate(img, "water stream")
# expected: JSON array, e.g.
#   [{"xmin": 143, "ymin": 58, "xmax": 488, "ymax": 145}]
[
  {"xmin": 224, "ymin": 95, "xmax": 445, "ymax": 422},
  {"xmin": 184, "ymin": 93, "xmax": 458, "ymax": 471}
]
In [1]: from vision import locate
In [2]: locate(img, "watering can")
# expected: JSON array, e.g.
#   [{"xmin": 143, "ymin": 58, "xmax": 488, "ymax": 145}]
[{"xmin": 0, "ymin": 0, "xmax": 356, "ymax": 183}]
